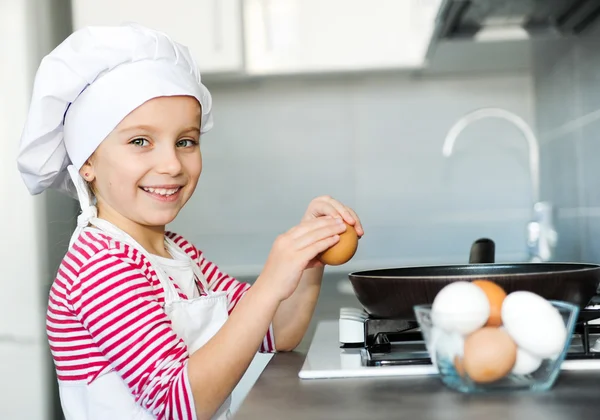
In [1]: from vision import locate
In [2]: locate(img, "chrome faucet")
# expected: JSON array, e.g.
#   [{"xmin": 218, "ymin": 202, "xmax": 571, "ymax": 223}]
[{"xmin": 441, "ymin": 107, "xmax": 557, "ymax": 262}]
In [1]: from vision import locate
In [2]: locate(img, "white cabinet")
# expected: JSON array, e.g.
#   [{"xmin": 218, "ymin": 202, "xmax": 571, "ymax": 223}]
[
  {"xmin": 70, "ymin": 0, "xmax": 443, "ymax": 76},
  {"xmin": 70, "ymin": 0, "xmax": 244, "ymax": 74},
  {"xmin": 242, "ymin": 0, "xmax": 437, "ymax": 75}
]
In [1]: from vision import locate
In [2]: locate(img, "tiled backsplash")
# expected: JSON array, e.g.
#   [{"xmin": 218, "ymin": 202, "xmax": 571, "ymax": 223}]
[
  {"xmin": 533, "ymin": 23, "xmax": 600, "ymax": 263},
  {"xmin": 168, "ymin": 72, "xmax": 536, "ymax": 276}
]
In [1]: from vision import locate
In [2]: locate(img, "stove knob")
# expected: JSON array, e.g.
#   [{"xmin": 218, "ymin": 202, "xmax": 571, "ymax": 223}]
[{"xmin": 339, "ymin": 307, "xmax": 367, "ymax": 345}]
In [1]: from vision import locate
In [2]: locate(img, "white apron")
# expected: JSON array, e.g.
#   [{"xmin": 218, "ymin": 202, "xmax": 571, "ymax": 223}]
[{"xmin": 59, "ymin": 217, "xmax": 232, "ymax": 420}]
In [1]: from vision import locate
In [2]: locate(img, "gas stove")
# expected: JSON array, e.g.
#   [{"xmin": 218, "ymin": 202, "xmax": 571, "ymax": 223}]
[{"xmin": 298, "ymin": 306, "xmax": 600, "ymax": 380}]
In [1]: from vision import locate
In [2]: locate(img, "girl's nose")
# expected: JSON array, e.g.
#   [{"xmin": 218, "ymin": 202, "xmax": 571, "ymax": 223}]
[{"xmin": 155, "ymin": 147, "xmax": 183, "ymax": 176}]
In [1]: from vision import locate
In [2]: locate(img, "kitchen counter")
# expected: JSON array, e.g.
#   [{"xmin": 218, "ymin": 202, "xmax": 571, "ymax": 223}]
[
  {"xmin": 234, "ymin": 278, "xmax": 600, "ymax": 420},
  {"xmin": 234, "ymin": 351, "xmax": 600, "ymax": 420}
]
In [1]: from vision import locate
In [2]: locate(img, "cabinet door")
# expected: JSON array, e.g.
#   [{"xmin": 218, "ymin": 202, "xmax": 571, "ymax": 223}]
[
  {"xmin": 242, "ymin": 0, "xmax": 431, "ymax": 74},
  {"xmin": 71, "ymin": 0, "xmax": 243, "ymax": 74}
]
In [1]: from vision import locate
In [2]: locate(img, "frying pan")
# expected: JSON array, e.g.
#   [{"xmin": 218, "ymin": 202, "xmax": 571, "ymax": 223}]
[{"xmin": 348, "ymin": 238, "xmax": 600, "ymax": 320}]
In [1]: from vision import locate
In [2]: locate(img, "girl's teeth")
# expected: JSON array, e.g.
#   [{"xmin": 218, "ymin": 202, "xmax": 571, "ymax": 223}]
[{"xmin": 143, "ymin": 187, "xmax": 179, "ymax": 196}]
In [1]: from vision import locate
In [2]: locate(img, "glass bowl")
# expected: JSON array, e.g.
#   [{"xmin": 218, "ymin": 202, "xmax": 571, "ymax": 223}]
[{"xmin": 413, "ymin": 300, "xmax": 579, "ymax": 393}]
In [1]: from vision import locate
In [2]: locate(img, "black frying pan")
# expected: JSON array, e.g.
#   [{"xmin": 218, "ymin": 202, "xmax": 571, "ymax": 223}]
[{"xmin": 348, "ymin": 238, "xmax": 600, "ymax": 320}]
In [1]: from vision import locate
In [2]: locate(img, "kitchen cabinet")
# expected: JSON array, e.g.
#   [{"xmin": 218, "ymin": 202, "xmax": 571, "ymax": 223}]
[
  {"xmin": 70, "ymin": 0, "xmax": 445, "ymax": 76},
  {"xmin": 70, "ymin": 0, "xmax": 244, "ymax": 74},
  {"xmin": 242, "ymin": 0, "xmax": 440, "ymax": 75}
]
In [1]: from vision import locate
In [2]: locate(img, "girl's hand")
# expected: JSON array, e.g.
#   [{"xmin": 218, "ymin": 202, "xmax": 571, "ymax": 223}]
[
  {"xmin": 299, "ymin": 195, "xmax": 364, "ymax": 269},
  {"xmin": 301, "ymin": 195, "xmax": 364, "ymax": 237},
  {"xmin": 256, "ymin": 216, "xmax": 347, "ymax": 302}
]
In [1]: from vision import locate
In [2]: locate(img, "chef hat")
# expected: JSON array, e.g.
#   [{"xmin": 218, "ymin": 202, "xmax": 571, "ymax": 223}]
[{"xmin": 16, "ymin": 23, "xmax": 213, "ymax": 199}]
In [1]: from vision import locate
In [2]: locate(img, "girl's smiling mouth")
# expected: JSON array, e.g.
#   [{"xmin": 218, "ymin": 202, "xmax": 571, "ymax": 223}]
[{"xmin": 140, "ymin": 185, "xmax": 183, "ymax": 201}]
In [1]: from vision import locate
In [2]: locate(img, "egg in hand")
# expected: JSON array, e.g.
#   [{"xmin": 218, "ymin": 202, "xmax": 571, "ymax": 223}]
[{"xmin": 318, "ymin": 222, "xmax": 359, "ymax": 266}]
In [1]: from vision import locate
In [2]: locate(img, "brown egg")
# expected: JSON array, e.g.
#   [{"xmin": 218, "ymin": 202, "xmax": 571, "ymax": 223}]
[
  {"xmin": 463, "ymin": 327, "xmax": 517, "ymax": 383},
  {"xmin": 472, "ymin": 280, "xmax": 507, "ymax": 327},
  {"xmin": 318, "ymin": 222, "xmax": 358, "ymax": 266}
]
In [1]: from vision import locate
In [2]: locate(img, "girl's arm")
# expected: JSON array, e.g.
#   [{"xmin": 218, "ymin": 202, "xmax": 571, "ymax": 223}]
[
  {"xmin": 170, "ymin": 231, "xmax": 277, "ymax": 353},
  {"xmin": 74, "ymin": 246, "xmax": 281, "ymax": 420},
  {"xmin": 163, "ymin": 218, "xmax": 341, "ymax": 419},
  {"xmin": 186, "ymin": 280, "xmax": 280, "ymax": 418},
  {"xmin": 74, "ymin": 221, "xmax": 341, "ymax": 419},
  {"xmin": 187, "ymin": 237, "xmax": 322, "ymax": 352},
  {"xmin": 271, "ymin": 265, "xmax": 324, "ymax": 351},
  {"xmin": 186, "ymin": 216, "xmax": 344, "ymax": 419},
  {"xmin": 270, "ymin": 196, "xmax": 364, "ymax": 351}
]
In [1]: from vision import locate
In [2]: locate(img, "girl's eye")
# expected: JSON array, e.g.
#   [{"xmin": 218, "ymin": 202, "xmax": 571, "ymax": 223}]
[
  {"xmin": 130, "ymin": 138, "xmax": 149, "ymax": 147},
  {"xmin": 176, "ymin": 139, "xmax": 198, "ymax": 148}
]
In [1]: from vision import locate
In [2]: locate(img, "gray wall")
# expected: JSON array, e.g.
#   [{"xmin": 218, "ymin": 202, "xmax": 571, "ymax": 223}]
[
  {"xmin": 532, "ymin": 24, "xmax": 600, "ymax": 263},
  {"xmin": 169, "ymin": 71, "xmax": 537, "ymax": 277}
]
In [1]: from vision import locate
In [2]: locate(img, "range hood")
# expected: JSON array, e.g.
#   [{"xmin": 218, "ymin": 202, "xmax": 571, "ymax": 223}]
[
  {"xmin": 421, "ymin": 0, "xmax": 600, "ymax": 74},
  {"xmin": 433, "ymin": 0, "xmax": 600, "ymax": 41}
]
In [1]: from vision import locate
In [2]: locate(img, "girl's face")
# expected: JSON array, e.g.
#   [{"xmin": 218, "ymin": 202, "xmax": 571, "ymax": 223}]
[{"xmin": 81, "ymin": 95, "xmax": 202, "ymax": 230}]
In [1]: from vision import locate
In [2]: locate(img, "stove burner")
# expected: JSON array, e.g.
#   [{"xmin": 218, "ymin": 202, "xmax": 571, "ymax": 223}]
[{"xmin": 352, "ymin": 308, "xmax": 600, "ymax": 367}]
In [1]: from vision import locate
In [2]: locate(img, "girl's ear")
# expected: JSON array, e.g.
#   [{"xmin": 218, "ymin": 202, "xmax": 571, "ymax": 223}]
[{"xmin": 79, "ymin": 159, "xmax": 95, "ymax": 183}]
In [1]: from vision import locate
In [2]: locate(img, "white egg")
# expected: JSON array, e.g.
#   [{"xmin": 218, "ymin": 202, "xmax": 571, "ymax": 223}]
[
  {"xmin": 429, "ymin": 327, "xmax": 464, "ymax": 366},
  {"xmin": 501, "ymin": 291, "xmax": 567, "ymax": 358},
  {"xmin": 512, "ymin": 347, "xmax": 543, "ymax": 375},
  {"xmin": 431, "ymin": 281, "xmax": 490, "ymax": 335}
]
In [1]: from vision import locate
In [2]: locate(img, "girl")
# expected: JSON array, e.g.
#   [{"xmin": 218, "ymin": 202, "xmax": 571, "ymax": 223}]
[{"xmin": 17, "ymin": 23, "xmax": 363, "ymax": 420}]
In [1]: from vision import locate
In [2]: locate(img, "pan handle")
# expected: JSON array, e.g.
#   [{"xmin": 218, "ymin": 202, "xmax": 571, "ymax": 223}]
[{"xmin": 469, "ymin": 238, "xmax": 495, "ymax": 264}]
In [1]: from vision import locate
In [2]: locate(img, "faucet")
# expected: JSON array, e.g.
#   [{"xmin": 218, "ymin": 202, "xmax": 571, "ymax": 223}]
[{"xmin": 441, "ymin": 107, "xmax": 558, "ymax": 262}]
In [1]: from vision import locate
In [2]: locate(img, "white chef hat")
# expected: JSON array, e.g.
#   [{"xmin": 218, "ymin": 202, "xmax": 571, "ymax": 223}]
[
  {"xmin": 17, "ymin": 23, "xmax": 213, "ymax": 199},
  {"xmin": 16, "ymin": 23, "xmax": 213, "ymax": 247}
]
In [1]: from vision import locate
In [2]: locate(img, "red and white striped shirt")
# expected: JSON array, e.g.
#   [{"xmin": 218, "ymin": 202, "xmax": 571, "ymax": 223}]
[{"xmin": 47, "ymin": 228, "xmax": 276, "ymax": 419}]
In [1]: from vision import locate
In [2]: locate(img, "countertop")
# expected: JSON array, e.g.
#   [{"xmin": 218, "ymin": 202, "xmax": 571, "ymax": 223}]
[
  {"xmin": 234, "ymin": 276, "xmax": 600, "ymax": 420},
  {"xmin": 233, "ymin": 352, "xmax": 600, "ymax": 420}
]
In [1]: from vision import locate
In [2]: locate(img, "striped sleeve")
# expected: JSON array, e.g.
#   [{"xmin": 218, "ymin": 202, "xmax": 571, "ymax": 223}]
[
  {"xmin": 197, "ymin": 254, "xmax": 277, "ymax": 354},
  {"xmin": 69, "ymin": 247, "xmax": 197, "ymax": 419}
]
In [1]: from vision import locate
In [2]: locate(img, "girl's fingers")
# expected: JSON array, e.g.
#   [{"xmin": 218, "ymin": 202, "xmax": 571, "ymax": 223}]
[
  {"xmin": 288, "ymin": 215, "xmax": 338, "ymax": 239},
  {"xmin": 346, "ymin": 207, "xmax": 364, "ymax": 237},
  {"xmin": 322, "ymin": 198, "xmax": 355, "ymax": 225},
  {"xmin": 301, "ymin": 234, "xmax": 341, "ymax": 261},
  {"xmin": 309, "ymin": 200, "xmax": 343, "ymax": 219},
  {"xmin": 294, "ymin": 219, "xmax": 346, "ymax": 249},
  {"xmin": 306, "ymin": 196, "xmax": 361, "ymax": 229}
]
